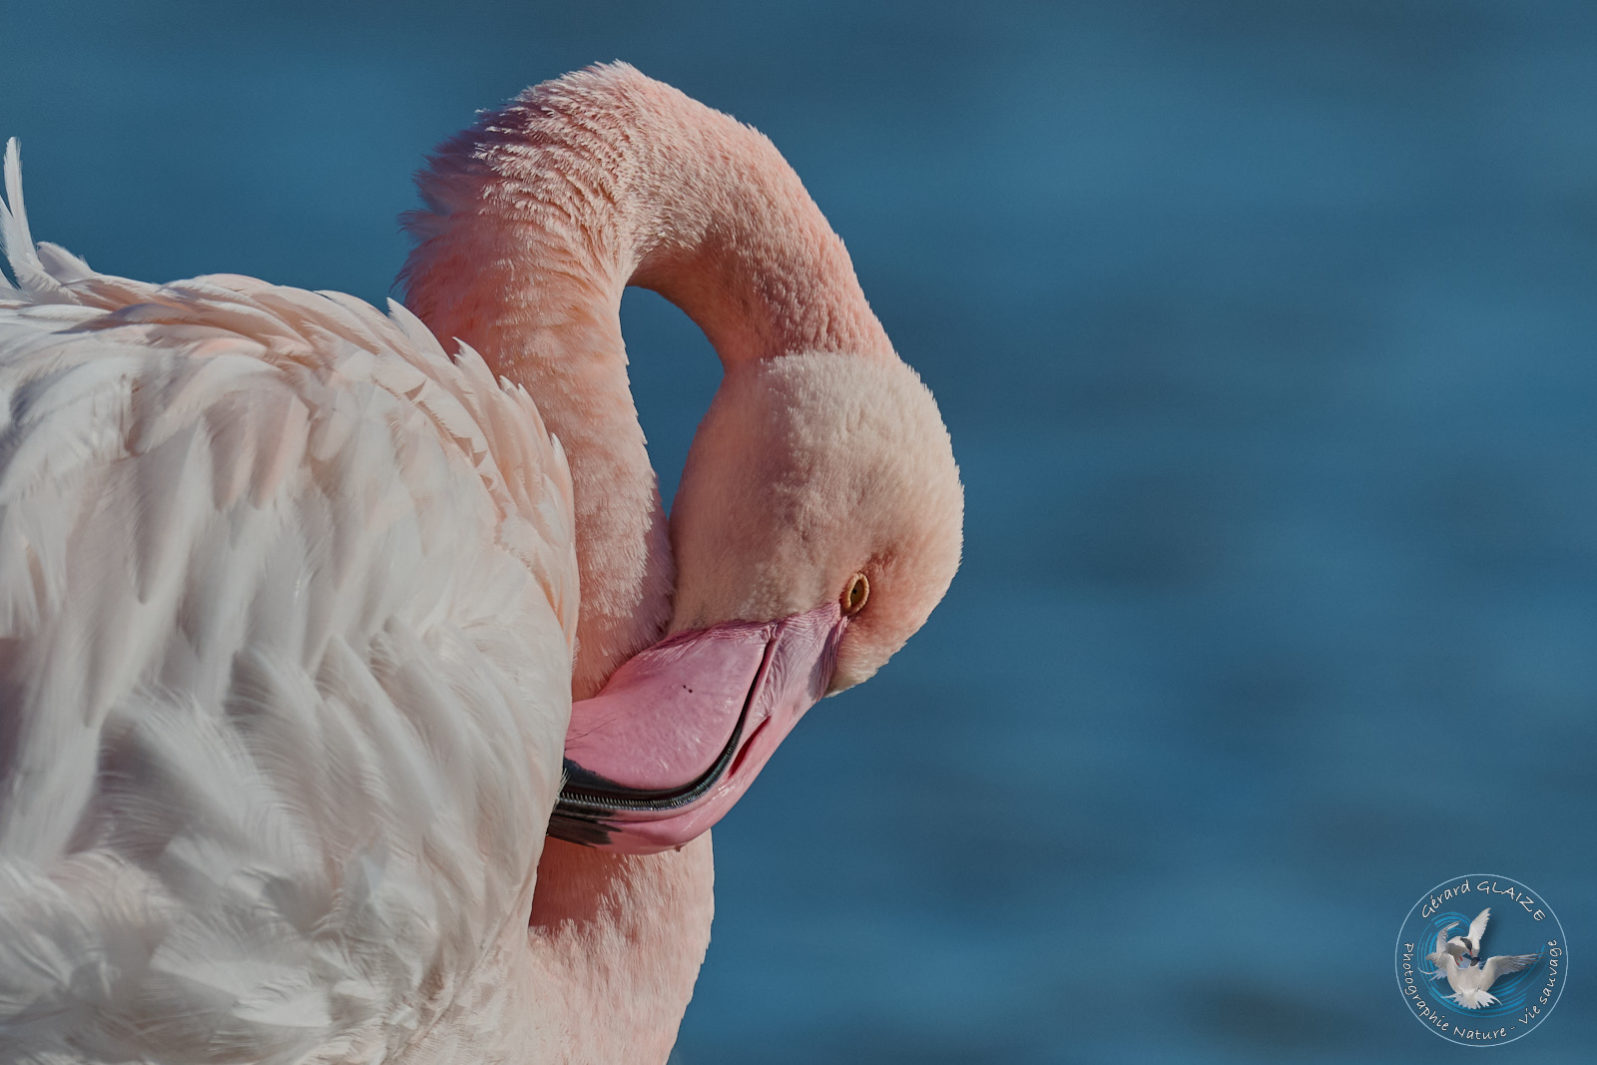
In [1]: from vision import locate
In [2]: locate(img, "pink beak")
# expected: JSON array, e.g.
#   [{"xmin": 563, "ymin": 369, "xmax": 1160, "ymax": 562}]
[{"xmin": 549, "ymin": 601, "xmax": 848, "ymax": 853}]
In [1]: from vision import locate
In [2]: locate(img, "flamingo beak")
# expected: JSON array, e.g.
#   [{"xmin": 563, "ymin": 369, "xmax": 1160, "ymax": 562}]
[{"xmin": 548, "ymin": 600, "xmax": 847, "ymax": 853}]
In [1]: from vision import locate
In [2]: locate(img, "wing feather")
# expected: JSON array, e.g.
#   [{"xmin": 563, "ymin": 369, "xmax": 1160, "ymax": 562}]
[
  {"xmin": 1467, "ymin": 908, "xmax": 1491, "ymax": 951},
  {"xmin": 1433, "ymin": 921, "xmax": 1458, "ymax": 957},
  {"xmin": 0, "ymin": 146, "xmax": 579, "ymax": 1062},
  {"xmin": 1481, "ymin": 953, "xmax": 1538, "ymax": 982},
  {"xmin": 0, "ymin": 139, "xmax": 55, "ymax": 298}
]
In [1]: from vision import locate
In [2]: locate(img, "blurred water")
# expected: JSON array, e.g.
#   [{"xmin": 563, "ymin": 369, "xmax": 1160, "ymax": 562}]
[{"xmin": 4, "ymin": 2, "xmax": 1595, "ymax": 1062}]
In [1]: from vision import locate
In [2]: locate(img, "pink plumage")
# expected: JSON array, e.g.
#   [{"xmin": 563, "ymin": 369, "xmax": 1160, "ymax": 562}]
[{"xmin": 0, "ymin": 64, "xmax": 961, "ymax": 1062}]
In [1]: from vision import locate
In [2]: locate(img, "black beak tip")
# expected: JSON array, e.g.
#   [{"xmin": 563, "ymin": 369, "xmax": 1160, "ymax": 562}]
[{"xmin": 547, "ymin": 806, "xmax": 616, "ymax": 847}]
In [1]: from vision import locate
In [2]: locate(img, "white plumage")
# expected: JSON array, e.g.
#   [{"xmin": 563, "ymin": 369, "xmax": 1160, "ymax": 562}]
[
  {"xmin": 1434, "ymin": 951, "xmax": 1539, "ymax": 1011},
  {"xmin": 0, "ymin": 63, "xmax": 968, "ymax": 1064},
  {"xmin": 1425, "ymin": 910, "xmax": 1539, "ymax": 1011},
  {"xmin": 1448, "ymin": 907, "xmax": 1491, "ymax": 963},
  {"xmin": 0, "ymin": 140, "xmax": 578, "ymax": 1061}
]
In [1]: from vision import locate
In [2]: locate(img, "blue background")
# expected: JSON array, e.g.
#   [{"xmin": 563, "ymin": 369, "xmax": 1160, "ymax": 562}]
[{"xmin": 4, "ymin": 3, "xmax": 1594, "ymax": 1062}]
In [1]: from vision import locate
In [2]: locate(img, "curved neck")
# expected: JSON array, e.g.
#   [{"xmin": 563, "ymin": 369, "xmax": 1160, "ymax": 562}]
[{"xmin": 400, "ymin": 64, "xmax": 892, "ymax": 694}]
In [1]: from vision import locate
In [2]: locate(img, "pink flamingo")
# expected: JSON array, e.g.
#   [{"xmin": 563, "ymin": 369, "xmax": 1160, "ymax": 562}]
[{"xmin": 0, "ymin": 65, "xmax": 962, "ymax": 1061}]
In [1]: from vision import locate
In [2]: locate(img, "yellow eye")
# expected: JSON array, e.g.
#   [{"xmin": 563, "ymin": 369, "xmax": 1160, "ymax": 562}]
[{"xmin": 842, "ymin": 572, "xmax": 869, "ymax": 616}]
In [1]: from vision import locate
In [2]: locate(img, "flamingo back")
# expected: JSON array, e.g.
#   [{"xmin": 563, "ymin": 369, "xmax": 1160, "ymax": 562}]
[{"xmin": 0, "ymin": 142, "xmax": 578, "ymax": 1063}]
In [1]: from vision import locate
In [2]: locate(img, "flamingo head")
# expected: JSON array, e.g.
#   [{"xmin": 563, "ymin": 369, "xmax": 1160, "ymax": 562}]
[
  {"xmin": 551, "ymin": 352, "xmax": 962, "ymax": 852},
  {"xmin": 669, "ymin": 351, "xmax": 964, "ymax": 688}
]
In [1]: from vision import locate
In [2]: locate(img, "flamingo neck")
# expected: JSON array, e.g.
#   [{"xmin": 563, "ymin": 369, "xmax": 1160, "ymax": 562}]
[
  {"xmin": 400, "ymin": 63, "xmax": 892, "ymax": 694},
  {"xmin": 402, "ymin": 64, "xmax": 894, "ymax": 1058}
]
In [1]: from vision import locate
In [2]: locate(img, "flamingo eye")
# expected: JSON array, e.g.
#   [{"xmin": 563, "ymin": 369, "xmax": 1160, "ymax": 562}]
[{"xmin": 841, "ymin": 573, "xmax": 869, "ymax": 615}]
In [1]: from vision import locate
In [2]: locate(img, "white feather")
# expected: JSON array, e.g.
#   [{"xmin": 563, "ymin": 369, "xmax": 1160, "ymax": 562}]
[{"xmin": 0, "ymin": 144, "xmax": 578, "ymax": 1063}]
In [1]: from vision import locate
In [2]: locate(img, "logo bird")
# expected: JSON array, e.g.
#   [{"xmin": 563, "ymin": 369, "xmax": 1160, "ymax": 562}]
[{"xmin": 1426, "ymin": 908, "xmax": 1539, "ymax": 1009}]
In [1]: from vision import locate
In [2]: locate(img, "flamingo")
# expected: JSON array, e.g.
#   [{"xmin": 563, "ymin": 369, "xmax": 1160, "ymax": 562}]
[{"xmin": 0, "ymin": 63, "xmax": 963, "ymax": 1063}]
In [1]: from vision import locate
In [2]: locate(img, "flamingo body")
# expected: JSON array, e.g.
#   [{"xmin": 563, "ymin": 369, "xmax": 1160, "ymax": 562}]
[
  {"xmin": 0, "ymin": 159, "xmax": 580, "ymax": 1060},
  {"xmin": 0, "ymin": 64, "xmax": 963, "ymax": 1063}
]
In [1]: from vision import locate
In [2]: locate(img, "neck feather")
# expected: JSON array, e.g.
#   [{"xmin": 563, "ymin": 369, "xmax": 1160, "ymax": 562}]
[{"xmin": 400, "ymin": 63, "xmax": 891, "ymax": 695}]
